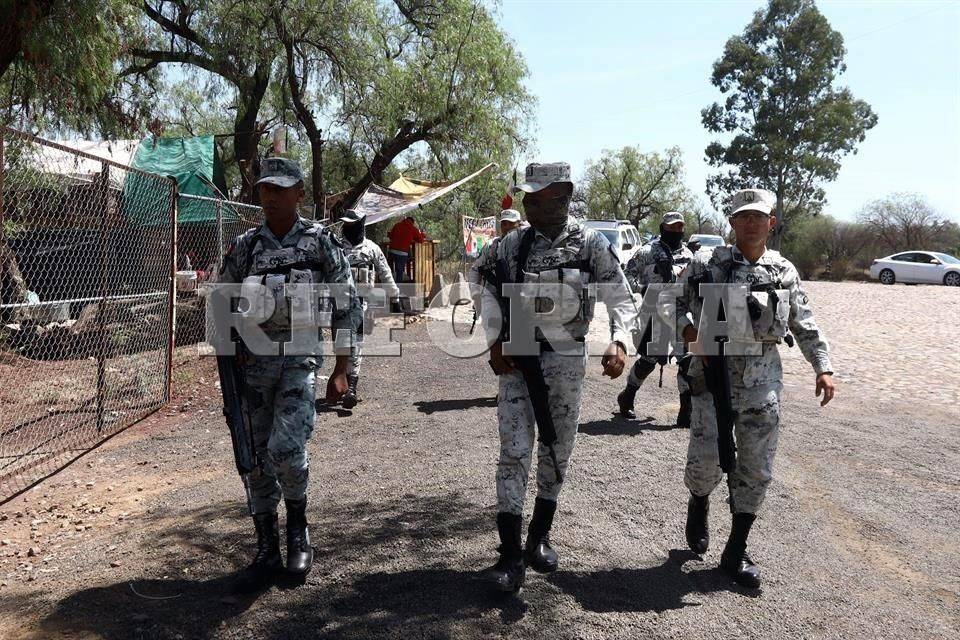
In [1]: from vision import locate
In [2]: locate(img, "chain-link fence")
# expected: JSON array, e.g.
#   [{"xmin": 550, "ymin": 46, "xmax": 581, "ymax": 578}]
[
  {"xmin": 174, "ymin": 193, "xmax": 260, "ymax": 350},
  {"xmin": 0, "ymin": 128, "xmax": 175, "ymax": 503}
]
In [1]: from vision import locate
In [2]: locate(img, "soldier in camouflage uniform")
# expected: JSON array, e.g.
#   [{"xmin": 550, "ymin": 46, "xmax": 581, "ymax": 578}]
[
  {"xmin": 481, "ymin": 163, "xmax": 636, "ymax": 592},
  {"xmin": 467, "ymin": 208, "xmax": 523, "ymax": 331},
  {"xmin": 218, "ymin": 158, "xmax": 360, "ymax": 589},
  {"xmin": 618, "ymin": 211, "xmax": 696, "ymax": 426},
  {"xmin": 467, "ymin": 208, "xmax": 523, "ymax": 294},
  {"xmin": 337, "ymin": 209, "xmax": 400, "ymax": 409},
  {"xmin": 674, "ymin": 188, "xmax": 835, "ymax": 589}
]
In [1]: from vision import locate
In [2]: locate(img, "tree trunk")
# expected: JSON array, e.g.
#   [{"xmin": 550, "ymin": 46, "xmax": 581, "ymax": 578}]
[
  {"xmin": 341, "ymin": 125, "xmax": 424, "ymax": 213},
  {"xmin": 234, "ymin": 105, "xmax": 261, "ymax": 204},
  {"xmin": 772, "ymin": 190, "xmax": 785, "ymax": 251},
  {"xmin": 308, "ymin": 133, "xmax": 323, "ymax": 217},
  {"xmin": 0, "ymin": 1, "xmax": 56, "ymax": 78},
  {"xmin": 0, "ymin": 237, "xmax": 29, "ymax": 321},
  {"xmin": 234, "ymin": 69, "xmax": 271, "ymax": 204}
]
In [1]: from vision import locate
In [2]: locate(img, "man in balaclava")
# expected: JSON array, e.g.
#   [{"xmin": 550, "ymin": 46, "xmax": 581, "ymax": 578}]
[
  {"xmin": 617, "ymin": 211, "xmax": 696, "ymax": 426},
  {"xmin": 480, "ymin": 162, "xmax": 637, "ymax": 593},
  {"xmin": 337, "ymin": 209, "xmax": 400, "ymax": 409}
]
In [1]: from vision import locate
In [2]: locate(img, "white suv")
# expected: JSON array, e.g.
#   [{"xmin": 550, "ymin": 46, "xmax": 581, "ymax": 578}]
[
  {"xmin": 687, "ymin": 233, "xmax": 725, "ymax": 258},
  {"xmin": 582, "ymin": 220, "xmax": 641, "ymax": 267}
]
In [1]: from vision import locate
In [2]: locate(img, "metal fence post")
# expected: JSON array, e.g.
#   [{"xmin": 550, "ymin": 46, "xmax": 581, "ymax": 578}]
[
  {"xmin": 164, "ymin": 180, "xmax": 178, "ymax": 404},
  {"xmin": 95, "ymin": 163, "xmax": 110, "ymax": 433},
  {"xmin": 215, "ymin": 198, "xmax": 223, "ymax": 271},
  {"xmin": 0, "ymin": 132, "xmax": 5, "ymax": 227}
]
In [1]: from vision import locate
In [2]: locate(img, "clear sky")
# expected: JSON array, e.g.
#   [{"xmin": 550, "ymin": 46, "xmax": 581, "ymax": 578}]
[{"xmin": 496, "ymin": 0, "xmax": 960, "ymax": 221}]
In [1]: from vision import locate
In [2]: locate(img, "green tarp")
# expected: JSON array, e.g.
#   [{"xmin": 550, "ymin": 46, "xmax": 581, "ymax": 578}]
[{"xmin": 123, "ymin": 135, "xmax": 235, "ymax": 225}]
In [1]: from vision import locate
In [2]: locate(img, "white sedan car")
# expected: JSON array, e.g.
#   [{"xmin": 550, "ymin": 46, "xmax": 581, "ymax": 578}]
[{"xmin": 869, "ymin": 251, "xmax": 960, "ymax": 286}]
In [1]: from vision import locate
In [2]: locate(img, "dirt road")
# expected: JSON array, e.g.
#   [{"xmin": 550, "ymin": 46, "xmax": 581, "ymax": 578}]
[{"xmin": 1, "ymin": 281, "xmax": 957, "ymax": 639}]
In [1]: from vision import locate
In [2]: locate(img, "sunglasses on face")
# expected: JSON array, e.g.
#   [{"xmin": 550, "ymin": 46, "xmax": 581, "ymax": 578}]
[{"xmin": 732, "ymin": 212, "xmax": 771, "ymax": 224}]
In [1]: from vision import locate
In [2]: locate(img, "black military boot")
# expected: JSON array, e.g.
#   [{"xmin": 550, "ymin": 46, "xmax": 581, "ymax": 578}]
[
  {"xmin": 524, "ymin": 497, "xmax": 559, "ymax": 573},
  {"xmin": 233, "ymin": 512, "xmax": 282, "ymax": 592},
  {"xmin": 482, "ymin": 513, "xmax": 525, "ymax": 592},
  {"xmin": 284, "ymin": 498, "xmax": 313, "ymax": 574},
  {"xmin": 720, "ymin": 512, "xmax": 761, "ymax": 589},
  {"xmin": 342, "ymin": 374, "xmax": 360, "ymax": 409},
  {"xmin": 685, "ymin": 492, "xmax": 709, "ymax": 554},
  {"xmin": 617, "ymin": 384, "xmax": 639, "ymax": 419},
  {"xmin": 676, "ymin": 391, "xmax": 692, "ymax": 428}
]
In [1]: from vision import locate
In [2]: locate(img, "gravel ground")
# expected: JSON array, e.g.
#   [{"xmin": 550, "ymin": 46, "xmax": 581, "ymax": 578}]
[{"xmin": 0, "ymin": 281, "xmax": 957, "ymax": 640}]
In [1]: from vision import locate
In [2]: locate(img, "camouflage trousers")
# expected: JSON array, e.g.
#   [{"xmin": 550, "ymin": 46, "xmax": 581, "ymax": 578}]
[
  {"xmin": 347, "ymin": 342, "xmax": 364, "ymax": 376},
  {"xmin": 243, "ymin": 355, "xmax": 317, "ymax": 514},
  {"xmin": 346, "ymin": 303, "xmax": 372, "ymax": 376},
  {"xmin": 685, "ymin": 379, "xmax": 782, "ymax": 514},
  {"xmin": 627, "ymin": 323, "xmax": 690, "ymax": 396},
  {"xmin": 496, "ymin": 351, "xmax": 586, "ymax": 515},
  {"xmin": 626, "ymin": 359, "xmax": 691, "ymax": 398}
]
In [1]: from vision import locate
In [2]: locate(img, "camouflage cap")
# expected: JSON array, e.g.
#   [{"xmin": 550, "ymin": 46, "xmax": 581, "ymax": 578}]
[
  {"xmin": 511, "ymin": 162, "xmax": 572, "ymax": 194},
  {"xmin": 255, "ymin": 157, "xmax": 304, "ymax": 189},
  {"xmin": 661, "ymin": 211, "xmax": 684, "ymax": 225},
  {"xmin": 729, "ymin": 188, "xmax": 776, "ymax": 218},
  {"xmin": 340, "ymin": 208, "xmax": 366, "ymax": 225},
  {"xmin": 498, "ymin": 208, "xmax": 522, "ymax": 223}
]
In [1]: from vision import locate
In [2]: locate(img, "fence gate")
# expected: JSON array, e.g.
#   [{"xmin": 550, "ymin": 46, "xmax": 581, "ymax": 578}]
[{"xmin": 0, "ymin": 128, "xmax": 175, "ymax": 504}]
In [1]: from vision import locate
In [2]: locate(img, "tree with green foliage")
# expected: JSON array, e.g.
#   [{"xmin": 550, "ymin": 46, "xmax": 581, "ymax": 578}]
[
  {"xmin": 124, "ymin": 0, "xmax": 283, "ymax": 201},
  {"xmin": 330, "ymin": 0, "xmax": 533, "ymax": 213},
  {"xmin": 0, "ymin": 0, "xmax": 148, "ymax": 133},
  {"xmin": 857, "ymin": 193, "xmax": 959, "ymax": 255},
  {"xmin": 128, "ymin": 0, "xmax": 532, "ymax": 208},
  {"xmin": 701, "ymin": 0, "xmax": 877, "ymax": 249},
  {"xmin": 577, "ymin": 146, "xmax": 693, "ymax": 228}
]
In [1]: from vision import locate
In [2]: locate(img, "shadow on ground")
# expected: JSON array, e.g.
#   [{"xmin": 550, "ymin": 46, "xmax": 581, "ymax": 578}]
[
  {"xmin": 547, "ymin": 549, "xmax": 756, "ymax": 613},
  {"xmin": 414, "ymin": 396, "xmax": 498, "ymax": 415},
  {"xmin": 34, "ymin": 491, "xmax": 536, "ymax": 639},
  {"xmin": 578, "ymin": 416, "xmax": 684, "ymax": 436}
]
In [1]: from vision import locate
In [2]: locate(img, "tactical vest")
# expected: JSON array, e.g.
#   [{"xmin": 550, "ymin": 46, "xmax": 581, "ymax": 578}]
[
  {"xmin": 706, "ymin": 247, "xmax": 791, "ymax": 344},
  {"xmin": 512, "ymin": 225, "xmax": 595, "ymax": 325},
  {"xmin": 346, "ymin": 243, "xmax": 377, "ymax": 286},
  {"xmin": 239, "ymin": 225, "xmax": 331, "ymax": 328}
]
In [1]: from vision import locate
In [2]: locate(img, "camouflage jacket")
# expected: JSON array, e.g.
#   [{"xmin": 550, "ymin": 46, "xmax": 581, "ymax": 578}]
[
  {"xmin": 625, "ymin": 238, "xmax": 695, "ymax": 292},
  {"xmin": 675, "ymin": 245, "xmax": 832, "ymax": 387},
  {"xmin": 343, "ymin": 237, "xmax": 400, "ymax": 299}
]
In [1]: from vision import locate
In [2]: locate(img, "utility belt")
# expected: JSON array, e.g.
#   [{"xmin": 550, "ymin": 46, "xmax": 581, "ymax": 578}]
[{"xmin": 537, "ymin": 336, "xmax": 585, "ymax": 353}]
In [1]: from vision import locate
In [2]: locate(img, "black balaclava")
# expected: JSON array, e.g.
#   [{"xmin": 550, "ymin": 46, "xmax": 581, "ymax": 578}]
[
  {"xmin": 660, "ymin": 224, "xmax": 684, "ymax": 251},
  {"xmin": 343, "ymin": 220, "xmax": 365, "ymax": 245}
]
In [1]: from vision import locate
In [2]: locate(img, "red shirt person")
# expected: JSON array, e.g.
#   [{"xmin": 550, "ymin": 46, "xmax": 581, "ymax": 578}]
[{"xmin": 387, "ymin": 216, "xmax": 426, "ymax": 282}]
